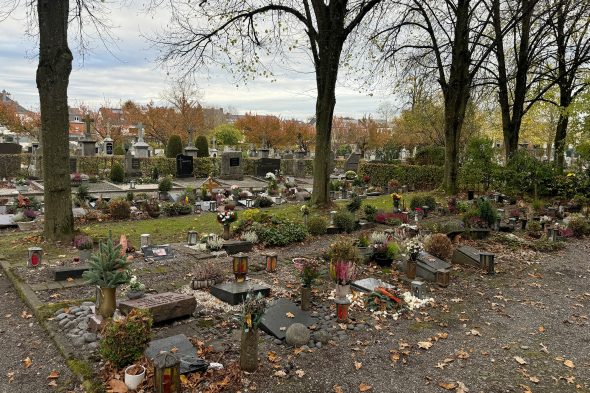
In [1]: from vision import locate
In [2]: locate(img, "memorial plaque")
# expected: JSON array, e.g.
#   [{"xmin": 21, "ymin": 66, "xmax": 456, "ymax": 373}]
[
  {"xmin": 255, "ymin": 158, "xmax": 281, "ymax": 177},
  {"xmin": 69, "ymin": 158, "xmax": 77, "ymax": 174},
  {"xmin": 452, "ymin": 246, "xmax": 484, "ymax": 269},
  {"xmin": 105, "ymin": 142, "xmax": 113, "ymax": 155},
  {"xmin": 229, "ymin": 157, "xmax": 240, "ymax": 167},
  {"xmin": 119, "ymin": 292, "xmax": 196, "ymax": 323},
  {"xmin": 222, "ymin": 240, "xmax": 253, "ymax": 255},
  {"xmin": 260, "ymin": 299, "xmax": 316, "ymax": 340},
  {"xmin": 131, "ymin": 158, "xmax": 140, "ymax": 170},
  {"xmin": 176, "ymin": 154, "xmax": 194, "ymax": 178},
  {"xmin": 54, "ymin": 265, "xmax": 89, "ymax": 281},
  {"xmin": 351, "ymin": 278, "xmax": 395, "ymax": 293},
  {"xmin": 142, "ymin": 244, "xmax": 174, "ymax": 260},
  {"xmin": 210, "ymin": 281, "xmax": 270, "ymax": 305}
]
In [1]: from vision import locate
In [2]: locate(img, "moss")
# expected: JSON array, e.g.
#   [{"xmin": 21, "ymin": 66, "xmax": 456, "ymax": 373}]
[
  {"xmin": 195, "ymin": 318, "xmax": 216, "ymax": 328},
  {"xmin": 409, "ymin": 321, "xmax": 434, "ymax": 331},
  {"xmin": 67, "ymin": 359, "xmax": 94, "ymax": 379}
]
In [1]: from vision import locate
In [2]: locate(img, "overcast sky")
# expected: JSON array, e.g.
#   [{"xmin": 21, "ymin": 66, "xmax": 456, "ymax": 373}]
[{"xmin": 0, "ymin": 4, "xmax": 394, "ymax": 120}]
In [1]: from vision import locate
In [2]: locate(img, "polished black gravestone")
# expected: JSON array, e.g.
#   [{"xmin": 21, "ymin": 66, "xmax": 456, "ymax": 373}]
[
  {"xmin": 176, "ymin": 154, "xmax": 194, "ymax": 178},
  {"xmin": 260, "ymin": 298, "xmax": 316, "ymax": 340},
  {"xmin": 142, "ymin": 244, "xmax": 174, "ymax": 260},
  {"xmin": 452, "ymin": 246, "xmax": 484, "ymax": 269},
  {"xmin": 222, "ymin": 240, "xmax": 253, "ymax": 255},
  {"xmin": 54, "ymin": 265, "xmax": 89, "ymax": 281},
  {"xmin": 145, "ymin": 334, "xmax": 207, "ymax": 374},
  {"xmin": 351, "ymin": 278, "xmax": 396, "ymax": 293},
  {"xmin": 209, "ymin": 281, "xmax": 270, "ymax": 305}
]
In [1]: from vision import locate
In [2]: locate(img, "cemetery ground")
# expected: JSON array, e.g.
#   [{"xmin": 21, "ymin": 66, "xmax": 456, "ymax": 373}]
[{"xmin": 0, "ymin": 194, "xmax": 589, "ymax": 393}]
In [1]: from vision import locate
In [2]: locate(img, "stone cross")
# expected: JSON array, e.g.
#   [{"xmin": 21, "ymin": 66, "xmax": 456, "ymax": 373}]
[
  {"xmin": 211, "ymin": 137, "xmax": 217, "ymax": 150},
  {"xmin": 83, "ymin": 115, "xmax": 94, "ymax": 138},
  {"xmin": 187, "ymin": 127, "xmax": 194, "ymax": 147},
  {"xmin": 137, "ymin": 123, "xmax": 145, "ymax": 142}
]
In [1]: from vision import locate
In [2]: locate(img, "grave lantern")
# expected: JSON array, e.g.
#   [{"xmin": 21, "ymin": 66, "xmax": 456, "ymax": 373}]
[
  {"xmin": 129, "ymin": 179, "xmax": 136, "ymax": 189},
  {"xmin": 27, "ymin": 247, "xmax": 43, "ymax": 268},
  {"xmin": 153, "ymin": 352, "xmax": 181, "ymax": 393},
  {"xmin": 194, "ymin": 203, "xmax": 202, "ymax": 214},
  {"xmin": 209, "ymin": 201, "xmax": 217, "ymax": 212},
  {"xmin": 330, "ymin": 210, "xmax": 337, "ymax": 225},
  {"xmin": 187, "ymin": 230, "xmax": 198, "ymax": 246},
  {"xmin": 548, "ymin": 227, "xmax": 558, "ymax": 242},
  {"xmin": 479, "ymin": 252, "xmax": 495, "ymax": 275},
  {"xmin": 233, "ymin": 253, "xmax": 249, "ymax": 282},
  {"xmin": 265, "ymin": 252, "xmax": 278, "ymax": 273},
  {"xmin": 411, "ymin": 280, "xmax": 426, "ymax": 299},
  {"xmin": 335, "ymin": 298, "xmax": 350, "ymax": 323},
  {"xmin": 436, "ymin": 269, "xmax": 450, "ymax": 287},
  {"xmin": 245, "ymin": 198, "xmax": 253, "ymax": 208},
  {"xmin": 140, "ymin": 234, "xmax": 150, "ymax": 248}
]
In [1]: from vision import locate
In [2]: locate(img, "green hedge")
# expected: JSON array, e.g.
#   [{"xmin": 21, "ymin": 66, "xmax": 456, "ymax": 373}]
[
  {"xmin": 0, "ymin": 154, "xmax": 22, "ymax": 178},
  {"xmin": 359, "ymin": 162, "xmax": 443, "ymax": 190},
  {"xmin": 78, "ymin": 156, "xmax": 125, "ymax": 177}
]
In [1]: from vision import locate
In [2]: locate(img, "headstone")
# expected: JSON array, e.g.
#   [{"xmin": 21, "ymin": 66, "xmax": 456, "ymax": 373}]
[
  {"xmin": 69, "ymin": 157, "xmax": 78, "ymax": 174},
  {"xmin": 142, "ymin": 244, "xmax": 174, "ymax": 260},
  {"xmin": 451, "ymin": 246, "xmax": 484, "ymax": 269},
  {"xmin": 184, "ymin": 127, "xmax": 199, "ymax": 157},
  {"xmin": 344, "ymin": 153, "xmax": 361, "ymax": 172},
  {"xmin": 294, "ymin": 159, "xmax": 306, "ymax": 178},
  {"xmin": 132, "ymin": 123, "xmax": 150, "ymax": 158},
  {"xmin": 119, "ymin": 292, "xmax": 196, "ymax": 323},
  {"xmin": 176, "ymin": 154, "xmax": 194, "ymax": 178},
  {"xmin": 221, "ymin": 240, "xmax": 253, "ymax": 255},
  {"xmin": 351, "ymin": 278, "xmax": 396, "ymax": 293},
  {"xmin": 398, "ymin": 252, "xmax": 451, "ymax": 286},
  {"xmin": 54, "ymin": 265, "xmax": 89, "ymax": 281},
  {"xmin": 209, "ymin": 281, "xmax": 270, "ymax": 305},
  {"xmin": 0, "ymin": 142, "xmax": 21, "ymax": 154},
  {"xmin": 124, "ymin": 151, "xmax": 141, "ymax": 177},
  {"xmin": 255, "ymin": 158, "xmax": 281, "ymax": 177},
  {"xmin": 220, "ymin": 151, "xmax": 244, "ymax": 180},
  {"xmin": 259, "ymin": 148, "xmax": 270, "ymax": 158},
  {"xmin": 79, "ymin": 115, "xmax": 97, "ymax": 157},
  {"xmin": 260, "ymin": 299, "xmax": 316, "ymax": 340},
  {"xmin": 145, "ymin": 334, "xmax": 208, "ymax": 374}
]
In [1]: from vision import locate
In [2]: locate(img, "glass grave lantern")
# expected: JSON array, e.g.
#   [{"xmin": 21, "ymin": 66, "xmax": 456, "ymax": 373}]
[
  {"xmin": 27, "ymin": 247, "xmax": 43, "ymax": 268},
  {"xmin": 265, "ymin": 252, "xmax": 278, "ymax": 273},
  {"xmin": 153, "ymin": 352, "xmax": 181, "ymax": 393},
  {"xmin": 233, "ymin": 253, "xmax": 249, "ymax": 282},
  {"xmin": 187, "ymin": 230, "xmax": 198, "ymax": 246},
  {"xmin": 129, "ymin": 179, "xmax": 136, "ymax": 189}
]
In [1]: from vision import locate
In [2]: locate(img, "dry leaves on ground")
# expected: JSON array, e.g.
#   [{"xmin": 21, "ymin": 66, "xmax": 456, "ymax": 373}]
[
  {"xmin": 564, "ymin": 359, "xmax": 575, "ymax": 368},
  {"xmin": 418, "ymin": 341, "xmax": 433, "ymax": 350},
  {"xmin": 107, "ymin": 379, "xmax": 128, "ymax": 393},
  {"xmin": 47, "ymin": 370, "xmax": 60, "ymax": 380},
  {"xmin": 359, "ymin": 383, "xmax": 372, "ymax": 391},
  {"xmin": 354, "ymin": 361, "xmax": 362, "ymax": 370},
  {"xmin": 22, "ymin": 357, "xmax": 32, "ymax": 368},
  {"xmin": 333, "ymin": 385, "xmax": 344, "ymax": 393},
  {"xmin": 514, "ymin": 356, "xmax": 527, "ymax": 365}
]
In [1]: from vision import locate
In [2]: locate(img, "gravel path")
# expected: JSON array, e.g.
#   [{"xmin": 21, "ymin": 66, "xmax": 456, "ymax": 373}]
[{"xmin": 0, "ymin": 272, "xmax": 79, "ymax": 393}]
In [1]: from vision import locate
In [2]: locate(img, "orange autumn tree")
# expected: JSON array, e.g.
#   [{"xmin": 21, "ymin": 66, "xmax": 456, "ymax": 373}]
[{"xmin": 236, "ymin": 113, "xmax": 314, "ymax": 149}]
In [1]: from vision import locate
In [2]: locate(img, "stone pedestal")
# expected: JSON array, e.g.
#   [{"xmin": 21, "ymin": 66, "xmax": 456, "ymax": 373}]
[
  {"xmin": 220, "ymin": 151, "xmax": 244, "ymax": 180},
  {"xmin": 210, "ymin": 281, "xmax": 270, "ymax": 305},
  {"xmin": 119, "ymin": 292, "xmax": 196, "ymax": 323},
  {"xmin": 79, "ymin": 139, "xmax": 96, "ymax": 157}
]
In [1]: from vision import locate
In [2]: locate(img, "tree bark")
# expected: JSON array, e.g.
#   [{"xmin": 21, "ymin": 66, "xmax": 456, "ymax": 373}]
[
  {"xmin": 36, "ymin": 0, "xmax": 74, "ymax": 241},
  {"xmin": 554, "ymin": 108, "xmax": 569, "ymax": 170}
]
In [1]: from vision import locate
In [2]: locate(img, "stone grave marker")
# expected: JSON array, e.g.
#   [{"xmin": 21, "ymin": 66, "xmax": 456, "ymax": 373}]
[
  {"xmin": 69, "ymin": 157, "xmax": 78, "ymax": 173},
  {"xmin": 260, "ymin": 298, "xmax": 316, "ymax": 340},
  {"xmin": 255, "ymin": 158, "xmax": 281, "ymax": 177},
  {"xmin": 176, "ymin": 154, "xmax": 194, "ymax": 178},
  {"xmin": 54, "ymin": 265, "xmax": 89, "ymax": 281},
  {"xmin": 222, "ymin": 240, "xmax": 253, "ymax": 255},
  {"xmin": 344, "ymin": 152, "xmax": 361, "ymax": 172},
  {"xmin": 145, "ymin": 334, "xmax": 208, "ymax": 374},
  {"xmin": 209, "ymin": 281, "xmax": 270, "ymax": 305},
  {"xmin": 398, "ymin": 251, "xmax": 451, "ymax": 287},
  {"xmin": 351, "ymin": 278, "xmax": 396, "ymax": 293},
  {"xmin": 220, "ymin": 151, "xmax": 244, "ymax": 180},
  {"xmin": 452, "ymin": 246, "xmax": 484, "ymax": 269},
  {"xmin": 124, "ymin": 151, "xmax": 141, "ymax": 177},
  {"xmin": 119, "ymin": 292, "xmax": 196, "ymax": 323},
  {"xmin": 142, "ymin": 244, "xmax": 174, "ymax": 260}
]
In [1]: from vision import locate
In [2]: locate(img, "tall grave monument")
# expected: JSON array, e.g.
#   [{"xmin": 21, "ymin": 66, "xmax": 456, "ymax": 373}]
[
  {"xmin": 79, "ymin": 115, "xmax": 97, "ymax": 157},
  {"xmin": 183, "ymin": 127, "xmax": 199, "ymax": 157},
  {"xmin": 132, "ymin": 123, "xmax": 150, "ymax": 158}
]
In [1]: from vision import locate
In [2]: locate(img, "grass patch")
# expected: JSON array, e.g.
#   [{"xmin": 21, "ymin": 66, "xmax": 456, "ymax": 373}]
[{"xmin": 408, "ymin": 321, "xmax": 434, "ymax": 331}]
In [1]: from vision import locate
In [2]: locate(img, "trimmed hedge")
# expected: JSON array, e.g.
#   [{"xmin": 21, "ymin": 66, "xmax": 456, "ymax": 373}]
[
  {"xmin": 0, "ymin": 154, "xmax": 22, "ymax": 178},
  {"xmin": 359, "ymin": 162, "xmax": 443, "ymax": 190}
]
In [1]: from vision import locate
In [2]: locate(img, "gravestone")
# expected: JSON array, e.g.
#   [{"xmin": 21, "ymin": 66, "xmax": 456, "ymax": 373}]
[
  {"xmin": 119, "ymin": 292, "xmax": 196, "ymax": 323},
  {"xmin": 142, "ymin": 244, "xmax": 174, "ymax": 260},
  {"xmin": 351, "ymin": 278, "xmax": 396, "ymax": 293},
  {"xmin": 294, "ymin": 159, "xmax": 306, "ymax": 178},
  {"xmin": 69, "ymin": 157, "xmax": 78, "ymax": 174},
  {"xmin": 0, "ymin": 142, "xmax": 22, "ymax": 154},
  {"xmin": 220, "ymin": 151, "xmax": 244, "ymax": 180},
  {"xmin": 176, "ymin": 154, "xmax": 194, "ymax": 178},
  {"xmin": 255, "ymin": 158, "xmax": 281, "ymax": 177},
  {"xmin": 398, "ymin": 251, "xmax": 451, "ymax": 287},
  {"xmin": 54, "ymin": 265, "xmax": 89, "ymax": 281},
  {"xmin": 79, "ymin": 115, "xmax": 97, "ymax": 157},
  {"xmin": 145, "ymin": 334, "xmax": 208, "ymax": 374},
  {"xmin": 210, "ymin": 281, "xmax": 270, "ymax": 305},
  {"xmin": 184, "ymin": 128, "xmax": 199, "ymax": 157},
  {"xmin": 222, "ymin": 240, "xmax": 253, "ymax": 255},
  {"xmin": 345, "ymin": 153, "xmax": 361, "ymax": 172},
  {"xmin": 259, "ymin": 148, "xmax": 270, "ymax": 158},
  {"xmin": 132, "ymin": 123, "xmax": 150, "ymax": 158},
  {"xmin": 452, "ymin": 246, "xmax": 484, "ymax": 269},
  {"xmin": 124, "ymin": 151, "xmax": 141, "ymax": 177},
  {"xmin": 260, "ymin": 298, "xmax": 316, "ymax": 340}
]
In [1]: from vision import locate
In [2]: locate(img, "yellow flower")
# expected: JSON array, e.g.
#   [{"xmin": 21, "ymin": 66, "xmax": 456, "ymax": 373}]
[{"xmin": 567, "ymin": 172, "xmax": 576, "ymax": 177}]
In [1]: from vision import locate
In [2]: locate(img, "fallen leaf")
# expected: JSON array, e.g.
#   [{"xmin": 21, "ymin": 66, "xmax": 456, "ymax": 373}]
[
  {"xmin": 439, "ymin": 382, "xmax": 457, "ymax": 390},
  {"xmin": 295, "ymin": 369, "xmax": 305, "ymax": 378},
  {"xmin": 274, "ymin": 370, "xmax": 286, "ymax": 378},
  {"xmin": 47, "ymin": 380, "xmax": 57, "ymax": 387},
  {"xmin": 267, "ymin": 351, "xmax": 279, "ymax": 363},
  {"xmin": 456, "ymin": 381, "xmax": 469, "ymax": 393},
  {"xmin": 279, "ymin": 327, "xmax": 286, "ymax": 331},
  {"xmin": 469, "ymin": 329, "xmax": 481, "ymax": 336},
  {"xmin": 437, "ymin": 332, "xmax": 449, "ymax": 339},
  {"xmin": 456, "ymin": 349, "xmax": 470, "ymax": 359},
  {"xmin": 22, "ymin": 357, "xmax": 32, "ymax": 368},
  {"xmin": 564, "ymin": 359, "xmax": 575, "ymax": 368},
  {"xmin": 170, "ymin": 347, "xmax": 178, "ymax": 354},
  {"xmin": 354, "ymin": 361, "xmax": 362, "ymax": 370},
  {"xmin": 514, "ymin": 356, "xmax": 527, "ymax": 365},
  {"xmin": 286, "ymin": 312, "xmax": 295, "ymax": 318},
  {"xmin": 7, "ymin": 372, "xmax": 15, "ymax": 383},
  {"xmin": 108, "ymin": 379, "xmax": 128, "ymax": 393},
  {"xmin": 66, "ymin": 277, "xmax": 74, "ymax": 282},
  {"xmin": 529, "ymin": 376, "xmax": 540, "ymax": 383},
  {"xmin": 20, "ymin": 311, "xmax": 33, "ymax": 319},
  {"xmin": 47, "ymin": 370, "xmax": 60, "ymax": 380},
  {"xmin": 538, "ymin": 326, "xmax": 545, "ymax": 333},
  {"xmin": 180, "ymin": 375, "xmax": 189, "ymax": 384},
  {"xmin": 333, "ymin": 385, "xmax": 344, "ymax": 393},
  {"xmin": 418, "ymin": 341, "xmax": 433, "ymax": 350},
  {"xmin": 389, "ymin": 351, "xmax": 401, "ymax": 363},
  {"xmin": 359, "ymin": 383, "xmax": 372, "ymax": 392}
]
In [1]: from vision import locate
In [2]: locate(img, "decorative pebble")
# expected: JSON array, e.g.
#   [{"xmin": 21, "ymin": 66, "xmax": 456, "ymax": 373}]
[
  {"xmin": 316, "ymin": 342, "xmax": 322, "ymax": 349},
  {"xmin": 53, "ymin": 308, "xmax": 65, "ymax": 316},
  {"xmin": 273, "ymin": 339, "xmax": 283, "ymax": 346},
  {"xmin": 55, "ymin": 313, "xmax": 68, "ymax": 321},
  {"xmin": 73, "ymin": 336, "xmax": 86, "ymax": 347},
  {"xmin": 83, "ymin": 333, "xmax": 97, "ymax": 343}
]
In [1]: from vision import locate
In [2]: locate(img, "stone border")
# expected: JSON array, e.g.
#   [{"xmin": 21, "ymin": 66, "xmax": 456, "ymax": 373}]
[{"xmin": 0, "ymin": 260, "xmax": 86, "ymax": 384}]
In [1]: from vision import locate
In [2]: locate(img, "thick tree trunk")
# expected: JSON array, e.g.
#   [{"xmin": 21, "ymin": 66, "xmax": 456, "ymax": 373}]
[
  {"xmin": 36, "ymin": 0, "xmax": 74, "ymax": 241},
  {"xmin": 554, "ymin": 112, "xmax": 569, "ymax": 170}
]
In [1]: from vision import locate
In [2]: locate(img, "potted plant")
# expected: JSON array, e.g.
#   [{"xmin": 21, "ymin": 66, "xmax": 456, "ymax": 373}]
[
  {"xmin": 190, "ymin": 261, "xmax": 224, "ymax": 289},
  {"xmin": 73, "ymin": 234, "xmax": 93, "ymax": 262},
  {"xmin": 124, "ymin": 364, "xmax": 146, "ymax": 390},
  {"xmin": 217, "ymin": 210, "xmax": 237, "ymax": 240},
  {"xmin": 126, "ymin": 276, "xmax": 146, "ymax": 299},
  {"xmin": 356, "ymin": 233, "xmax": 372, "ymax": 262},
  {"xmin": 12, "ymin": 209, "xmax": 38, "ymax": 231},
  {"xmin": 14, "ymin": 177, "xmax": 28, "ymax": 192},
  {"xmin": 293, "ymin": 257, "xmax": 320, "ymax": 311},
  {"xmin": 265, "ymin": 172, "xmax": 279, "ymax": 196},
  {"xmin": 328, "ymin": 239, "xmax": 360, "ymax": 300},
  {"xmin": 158, "ymin": 177, "xmax": 173, "ymax": 200},
  {"xmin": 206, "ymin": 234, "xmax": 225, "ymax": 251},
  {"xmin": 406, "ymin": 239, "xmax": 423, "ymax": 279},
  {"xmin": 391, "ymin": 192, "xmax": 402, "ymax": 212},
  {"xmin": 300, "ymin": 204, "xmax": 310, "ymax": 226},
  {"xmin": 142, "ymin": 198, "xmax": 161, "ymax": 218},
  {"xmin": 240, "ymin": 292, "xmax": 267, "ymax": 372},
  {"xmin": 82, "ymin": 234, "xmax": 132, "ymax": 318}
]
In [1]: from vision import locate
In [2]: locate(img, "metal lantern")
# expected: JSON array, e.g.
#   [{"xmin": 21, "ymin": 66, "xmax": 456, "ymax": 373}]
[
  {"xmin": 153, "ymin": 352, "xmax": 181, "ymax": 393},
  {"xmin": 187, "ymin": 230, "xmax": 198, "ymax": 246},
  {"xmin": 209, "ymin": 201, "xmax": 217, "ymax": 212},
  {"xmin": 265, "ymin": 252, "xmax": 278, "ymax": 273},
  {"xmin": 548, "ymin": 227, "xmax": 558, "ymax": 242},
  {"xmin": 129, "ymin": 179, "xmax": 136, "ymax": 189},
  {"xmin": 245, "ymin": 198, "xmax": 253, "ymax": 208},
  {"xmin": 335, "ymin": 298, "xmax": 351, "ymax": 323},
  {"xmin": 479, "ymin": 252, "xmax": 495, "ymax": 275},
  {"xmin": 411, "ymin": 280, "xmax": 426, "ymax": 299},
  {"xmin": 140, "ymin": 234, "xmax": 150, "ymax": 249},
  {"xmin": 436, "ymin": 269, "xmax": 450, "ymax": 287},
  {"xmin": 27, "ymin": 247, "xmax": 43, "ymax": 268},
  {"xmin": 195, "ymin": 203, "xmax": 202, "ymax": 214},
  {"xmin": 330, "ymin": 210, "xmax": 337, "ymax": 225},
  {"xmin": 233, "ymin": 253, "xmax": 249, "ymax": 282}
]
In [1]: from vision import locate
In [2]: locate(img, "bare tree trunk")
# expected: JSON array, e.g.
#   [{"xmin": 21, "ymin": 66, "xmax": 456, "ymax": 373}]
[
  {"xmin": 554, "ymin": 111, "xmax": 569, "ymax": 170},
  {"xmin": 36, "ymin": 0, "xmax": 74, "ymax": 241}
]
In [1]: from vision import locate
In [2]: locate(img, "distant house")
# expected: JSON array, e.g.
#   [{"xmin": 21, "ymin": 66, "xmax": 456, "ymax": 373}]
[
  {"xmin": 68, "ymin": 107, "xmax": 85, "ymax": 139},
  {"xmin": 0, "ymin": 90, "xmax": 34, "ymax": 121}
]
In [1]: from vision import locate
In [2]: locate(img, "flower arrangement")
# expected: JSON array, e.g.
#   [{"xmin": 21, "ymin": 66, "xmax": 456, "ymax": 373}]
[
  {"xmin": 345, "ymin": 170, "xmax": 357, "ymax": 180},
  {"xmin": 73, "ymin": 234, "xmax": 93, "ymax": 250},
  {"xmin": 241, "ymin": 292, "xmax": 267, "ymax": 333},
  {"xmin": 129, "ymin": 276, "xmax": 146, "ymax": 291},
  {"xmin": 206, "ymin": 234, "xmax": 224, "ymax": 251},
  {"xmin": 293, "ymin": 258, "xmax": 321, "ymax": 287},
  {"xmin": 407, "ymin": 239, "xmax": 423, "ymax": 255},
  {"xmin": 370, "ymin": 232, "xmax": 387, "ymax": 245},
  {"xmin": 388, "ymin": 179, "xmax": 400, "ymax": 188},
  {"xmin": 362, "ymin": 175, "xmax": 370, "ymax": 184},
  {"xmin": 217, "ymin": 210, "xmax": 237, "ymax": 225},
  {"xmin": 300, "ymin": 204, "xmax": 310, "ymax": 215},
  {"xmin": 329, "ymin": 260, "xmax": 356, "ymax": 285},
  {"xmin": 357, "ymin": 233, "xmax": 370, "ymax": 248},
  {"xmin": 230, "ymin": 184, "xmax": 241, "ymax": 197},
  {"xmin": 265, "ymin": 172, "xmax": 276, "ymax": 181},
  {"xmin": 391, "ymin": 193, "xmax": 402, "ymax": 201}
]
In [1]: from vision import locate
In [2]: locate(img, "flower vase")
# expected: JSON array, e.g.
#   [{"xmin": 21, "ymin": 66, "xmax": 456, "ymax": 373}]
[
  {"xmin": 240, "ymin": 328, "xmax": 258, "ymax": 372},
  {"xmin": 393, "ymin": 199, "xmax": 400, "ymax": 211},
  {"xmin": 335, "ymin": 299, "xmax": 350, "ymax": 323},
  {"xmin": 222, "ymin": 224, "xmax": 230, "ymax": 240},
  {"xmin": 301, "ymin": 286, "xmax": 312, "ymax": 311},
  {"xmin": 98, "ymin": 287, "xmax": 117, "ymax": 318},
  {"xmin": 335, "ymin": 284, "xmax": 350, "ymax": 301}
]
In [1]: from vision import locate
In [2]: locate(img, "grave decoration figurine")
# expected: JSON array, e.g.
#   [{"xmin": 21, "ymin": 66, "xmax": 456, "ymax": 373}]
[
  {"xmin": 293, "ymin": 257, "xmax": 320, "ymax": 311},
  {"xmin": 240, "ymin": 292, "xmax": 267, "ymax": 372},
  {"xmin": 217, "ymin": 210, "xmax": 237, "ymax": 240}
]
